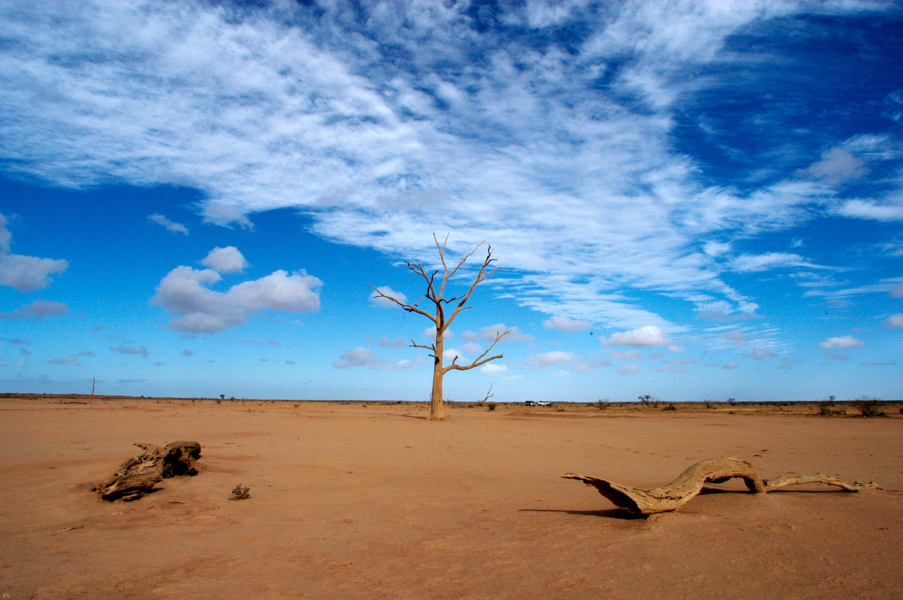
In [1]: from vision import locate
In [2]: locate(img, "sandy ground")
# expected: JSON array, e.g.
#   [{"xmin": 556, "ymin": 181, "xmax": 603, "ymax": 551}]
[{"xmin": 1, "ymin": 397, "xmax": 901, "ymax": 599}]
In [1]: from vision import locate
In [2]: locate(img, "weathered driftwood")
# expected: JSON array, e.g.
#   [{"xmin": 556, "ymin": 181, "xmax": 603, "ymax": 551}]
[
  {"xmin": 563, "ymin": 456, "xmax": 876, "ymax": 516},
  {"xmin": 94, "ymin": 441, "xmax": 201, "ymax": 501}
]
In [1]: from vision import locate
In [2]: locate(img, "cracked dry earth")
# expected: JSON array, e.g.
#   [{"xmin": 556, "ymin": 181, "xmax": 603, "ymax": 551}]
[{"xmin": 1, "ymin": 398, "xmax": 901, "ymax": 599}]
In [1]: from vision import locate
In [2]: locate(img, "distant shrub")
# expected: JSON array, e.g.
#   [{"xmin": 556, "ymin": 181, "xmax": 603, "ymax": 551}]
[
  {"xmin": 487, "ymin": 402, "xmax": 497, "ymax": 411},
  {"xmin": 854, "ymin": 396, "xmax": 884, "ymax": 417},
  {"xmin": 596, "ymin": 399, "xmax": 610, "ymax": 410},
  {"xmin": 662, "ymin": 403, "xmax": 676, "ymax": 411},
  {"xmin": 638, "ymin": 394, "xmax": 660, "ymax": 408},
  {"xmin": 727, "ymin": 397, "xmax": 737, "ymax": 406}
]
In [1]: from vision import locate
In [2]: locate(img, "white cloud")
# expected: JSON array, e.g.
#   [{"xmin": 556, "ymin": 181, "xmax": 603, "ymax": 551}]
[
  {"xmin": 110, "ymin": 345, "xmax": 149, "ymax": 358},
  {"xmin": 201, "ymin": 246, "xmax": 248, "ymax": 273},
  {"xmin": 799, "ymin": 147, "xmax": 868, "ymax": 186},
  {"xmin": 0, "ymin": 300, "xmax": 68, "ymax": 321},
  {"xmin": 617, "ymin": 364, "xmax": 642, "ymax": 376},
  {"xmin": 722, "ymin": 362, "xmax": 740, "ymax": 370},
  {"xmin": 375, "ymin": 336, "xmax": 407, "ymax": 348},
  {"xmin": 333, "ymin": 347, "xmax": 418, "ymax": 371},
  {"xmin": 730, "ymin": 252, "xmax": 818, "ymax": 273},
  {"xmin": 522, "ymin": 351, "xmax": 608, "ymax": 373},
  {"xmin": 459, "ymin": 342, "xmax": 483, "ymax": 355},
  {"xmin": 480, "ymin": 323, "xmax": 532, "ymax": 342},
  {"xmin": 0, "ymin": 213, "xmax": 68, "ymax": 292},
  {"xmin": 604, "ymin": 325, "xmax": 671, "ymax": 347},
  {"xmin": 148, "ymin": 213, "xmax": 189, "ymax": 235},
  {"xmin": 542, "ymin": 316, "xmax": 592, "ymax": 331},
  {"xmin": 609, "ymin": 350, "xmax": 643, "ymax": 360},
  {"xmin": 818, "ymin": 335, "xmax": 865, "ymax": 350},
  {"xmin": 151, "ymin": 257, "xmax": 322, "ymax": 333},
  {"xmin": 370, "ymin": 286, "xmax": 408, "ymax": 308},
  {"xmin": 480, "ymin": 363, "xmax": 507, "ymax": 375},
  {"xmin": 723, "ymin": 330, "xmax": 747, "ymax": 346},
  {"xmin": 1, "ymin": 1, "xmax": 898, "ymax": 333},
  {"xmin": 835, "ymin": 200, "xmax": 903, "ymax": 222},
  {"xmin": 885, "ymin": 314, "xmax": 903, "ymax": 329},
  {"xmin": 750, "ymin": 348, "xmax": 777, "ymax": 360},
  {"xmin": 461, "ymin": 331, "xmax": 479, "ymax": 342}
]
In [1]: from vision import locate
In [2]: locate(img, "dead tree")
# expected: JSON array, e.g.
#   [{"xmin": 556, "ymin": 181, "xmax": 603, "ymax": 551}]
[
  {"xmin": 372, "ymin": 234, "xmax": 508, "ymax": 420},
  {"xmin": 564, "ymin": 456, "xmax": 877, "ymax": 516}
]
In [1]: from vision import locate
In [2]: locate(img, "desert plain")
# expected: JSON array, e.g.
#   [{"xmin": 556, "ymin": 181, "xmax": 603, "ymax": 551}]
[{"xmin": 1, "ymin": 396, "xmax": 901, "ymax": 599}]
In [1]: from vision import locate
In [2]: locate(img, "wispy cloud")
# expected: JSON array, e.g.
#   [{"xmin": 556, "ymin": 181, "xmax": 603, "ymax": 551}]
[
  {"xmin": 0, "ymin": 0, "xmax": 898, "ymax": 331},
  {"xmin": 148, "ymin": 213, "xmax": 189, "ymax": 235},
  {"xmin": 333, "ymin": 347, "xmax": 421, "ymax": 371},
  {"xmin": 110, "ymin": 345, "xmax": 149, "ymax": 358},
  {"xmin": 0, "ymin": 300, "xmax": 68, "ymax": 321}
]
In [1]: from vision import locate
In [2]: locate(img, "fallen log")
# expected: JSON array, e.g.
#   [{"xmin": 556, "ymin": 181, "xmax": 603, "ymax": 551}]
[
  {"xmin": 563, "ymin": 457, "xmax": 876, "ymax": 516},
  {"xmin": 94, "ymin": 441, "xmax": 201, "ymax": 501}
]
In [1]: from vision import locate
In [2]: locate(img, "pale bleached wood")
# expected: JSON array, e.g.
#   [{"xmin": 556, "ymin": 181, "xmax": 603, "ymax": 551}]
[{"xmin": 564, "ymin": 457, "xmax": 876, "ymax": 516}]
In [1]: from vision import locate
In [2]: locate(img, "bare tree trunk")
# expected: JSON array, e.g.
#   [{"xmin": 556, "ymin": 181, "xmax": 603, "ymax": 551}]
[{"xmin": 431, "ymin": 335, "xmax": 444, "ymax": 420}]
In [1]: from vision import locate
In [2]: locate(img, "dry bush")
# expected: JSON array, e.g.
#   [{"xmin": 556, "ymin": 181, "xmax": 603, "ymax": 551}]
[
  {"xmin": 854, "ymin": 396, "xmax": 884, "ymax": 417},
  {"xmin": 662, "ymin": 403, "xmax": 676, "ymax": 411},
  {"xmin": 486, "ymin": 402, "xmax": 497, "ymax": 411},
  {"xmin": 596, "ymin": 399, "xmax": 610, "ymax": 410}
]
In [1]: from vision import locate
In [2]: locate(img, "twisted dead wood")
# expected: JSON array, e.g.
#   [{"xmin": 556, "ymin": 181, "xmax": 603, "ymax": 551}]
[
  {"xmin": 563, "ymin": 457, "xmax": 875, "ymax": 516},
  {"xmin": 94, "ymin": 441, "xmax": 201, "ymax": 501}
]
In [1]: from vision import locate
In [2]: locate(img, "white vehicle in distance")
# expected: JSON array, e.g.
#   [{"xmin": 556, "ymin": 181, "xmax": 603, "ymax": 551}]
[{"xmin": 536, "ymin": 400, "xmax": 551, "ymax": 406}]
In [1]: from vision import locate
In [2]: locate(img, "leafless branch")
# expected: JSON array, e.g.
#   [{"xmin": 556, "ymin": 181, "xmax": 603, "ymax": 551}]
[
  {"xmin": 444, "ymin": 330, "xmax": 509, "ymax": 373},
  {"xmin": 370, "ymin": 284, "xmax": 437, "ymax": 323}
]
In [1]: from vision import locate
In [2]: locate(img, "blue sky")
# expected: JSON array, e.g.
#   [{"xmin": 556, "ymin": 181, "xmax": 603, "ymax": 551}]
[{"xmin": 1, "ymin": 0, "xmax": 902, "ymax": 402}]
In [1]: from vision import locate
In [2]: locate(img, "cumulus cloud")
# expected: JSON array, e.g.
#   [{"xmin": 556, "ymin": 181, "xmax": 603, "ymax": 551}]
[
  {"xmin": 617, "ymin": 364, "xmax": 642, "ymax": 376},
  {"xmin": 110, "ymin": 345, "xmax": 149, "ymax": 358},
  {"xmin": 151, "ymin": 252, "xmax": 322, "ymax": 333},
  {"xmin": 0, "ymin": 300, "xmax": 68, "ymax": 321},
  {"xmin": 201, "ymin": 247, "xmax": 248, "ymax": 273},
  {"xmin": 885, "ymin": 314, "xmax": 903, "ymax": 329},
  {"xmin": 890, "ymin": 284, "xmax": 903, "ymax": 298},
  {"xmin": 542, "ymin": 316, "xmax": 592, "ymax": 332},
  {"xmin": 0, "ymin": 213, "xmax": 68, "ymax": 291},
  {"xmin": 148, "ymin": 213, "xmax": 189, "ymax": 235},
  {"xmin": 604, "ymin": 326, "xmax": 671, "ymax": 348},
  {"xmin": 818, "ymin": 335, "xmax": 865, "ymax": 349},
  {"xmin": 722, "ymin": 362, "xmax": 740, "ymax": 370},
  {"xmin": 183, "ymin": 349, "xmax": 193, "ymax": 356},
  {"xmin": 824, "ymin": 351, "xmax": 850, "ymax": 361},
  {"xmin": 370, "ymin": 286, "xmax": 408, "ymax": 308}
]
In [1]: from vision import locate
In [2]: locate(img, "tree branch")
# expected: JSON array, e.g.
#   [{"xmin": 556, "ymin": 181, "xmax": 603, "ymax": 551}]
[
  {"xmin": 370, "ymin": 284, "xmax": 437, "ymax": 323},
  {"xmin": 443, "ymin": 330, "xmax": 509, "ymax": 373}
]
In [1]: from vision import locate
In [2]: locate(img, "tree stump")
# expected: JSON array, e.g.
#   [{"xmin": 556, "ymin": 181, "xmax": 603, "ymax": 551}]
[
  {"xmin": 564, "ymin": 456, "xmax": 876, "ymax": 516},
  {"xmin": 94, "ymin": 441, "xmax": 201, "ymax": 501}
]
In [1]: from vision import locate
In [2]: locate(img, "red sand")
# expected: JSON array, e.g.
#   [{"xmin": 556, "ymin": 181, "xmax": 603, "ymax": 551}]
[{"xmin": 1, "ymin": 398, "xmax": 901, "ymax": 599}]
